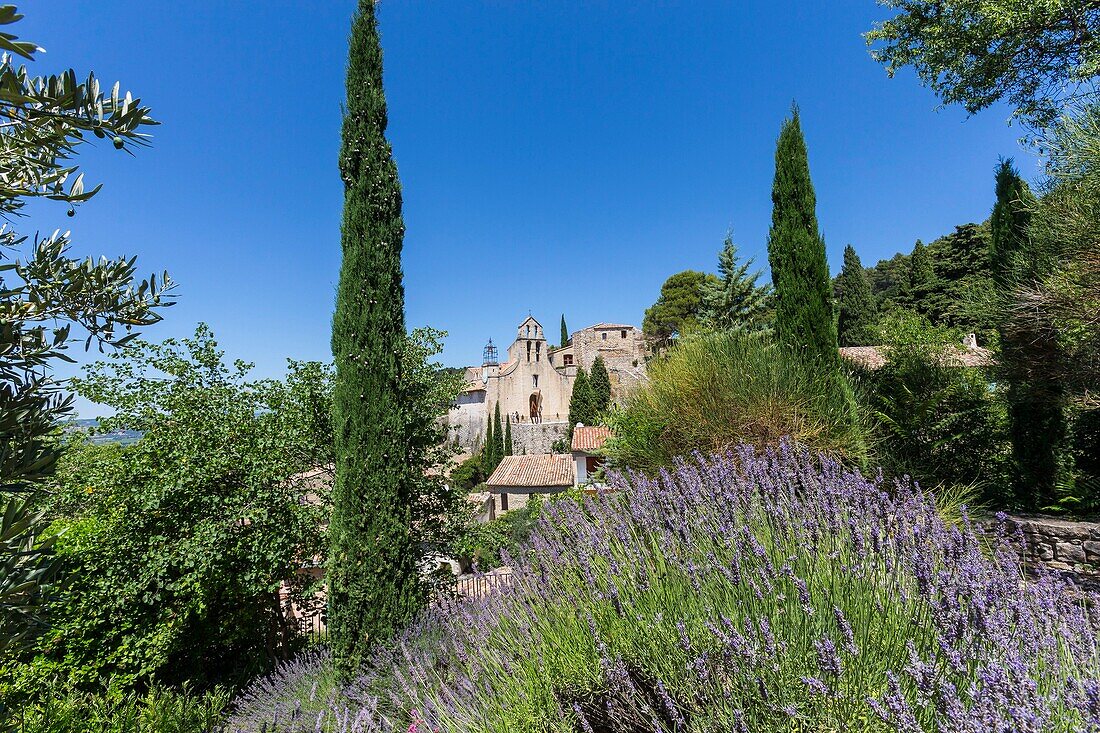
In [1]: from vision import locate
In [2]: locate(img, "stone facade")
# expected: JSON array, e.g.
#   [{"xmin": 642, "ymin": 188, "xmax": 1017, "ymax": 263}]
[{"xmin": 446, "ymin": 316, "xmax": 648, "ymax": 451}]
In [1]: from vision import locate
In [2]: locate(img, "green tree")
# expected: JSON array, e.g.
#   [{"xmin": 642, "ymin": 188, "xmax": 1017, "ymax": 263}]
[
  {"xmin": 329, "ymin": 0, "xmax": 417, "ymax": 675},
  {"xmin": 492, "ymin": 403, "xmax": 505, "ymax": 467},
  {"xmin": 904, "ymin": 240, "xmax": 938, "ymax": 316},
  {"xmin": 866, "ymin": 0, "xmax": 1100, "ymax": 128},
  {"xmin": 702, "ymin": 232, "xmax": 773, "ymax": 333},
  {"xmin": 991, "ymin": 159, "xmax": 1067, "ymax": 508},
  {"xmin": 642, "ymin": 270, "xmax": 718, "ymax": 344},
  {"xmin": 560, "ymin": 315, "xmax": 569, "ymax": 348},
  {"xmin": 766, "ymin": 106, "xmax": 839, "ymax": 368},
  {"xmin": 504, "ymin": 415, "xmax": 513, "ymax": 457},
  {"xmin": 835, "ymin": 245, "xmax": 878, "ymax": 346},
  {"xmin": 26, "ymin": 327, "xmax": 327, "ymax": 689},
  {"xmin": 589, "ymin": 356, "xmax": 612, "ymax": 414},
  {"xmin": 483, "ymin": 413, "xmax": 497, "ymax": 474},
  {"xmin": 0, "ymin": 7, "xmax": 170, "ymax": 660},
  {"xmin": 568, "ymin": 368, "xmax": 598, "ymax": 437}
]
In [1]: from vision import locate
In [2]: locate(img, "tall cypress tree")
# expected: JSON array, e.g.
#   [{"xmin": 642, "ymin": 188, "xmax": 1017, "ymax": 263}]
[
  {"xmin": 590, "ymin": 355, "xmax": 612, "ymax": 413},
  {"xmin": 835, "ymin": 244, "xmax": 878, "ymax": 346},
  {"xmin": 483, "ymin": 413, "xmax": 496, "ymax": 472},
  {"xmin": 766, "ymin": 106, "xmax": 838, "ymax": 367},
  {"xmin": 560, "ymin": 314, "xmax": 569, "ymax": 348},
  {"xmin": 492, "ymin": 402, "xmax": 505, "ymax": 466},
  {"xmin": 329, "ymin": 0, "xmax": 416, "ymax": 675},
  {"xmin": 504, "ymin": 414, "xmax": 513, "ymax": 456},
  {"xmin": 991, "ymin": 158, "xmax": 1065, "ymax": 507}
]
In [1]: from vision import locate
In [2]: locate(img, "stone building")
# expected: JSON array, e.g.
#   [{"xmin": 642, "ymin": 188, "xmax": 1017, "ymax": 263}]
[{"xmin": 447, "ymin": 315, "xmax": 648, "ymax": 451}]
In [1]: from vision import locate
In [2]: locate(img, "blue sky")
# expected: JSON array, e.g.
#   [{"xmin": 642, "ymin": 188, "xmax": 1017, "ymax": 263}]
[{"xmin": 20, "ymin": 2, "xmax": 1035, "ymax": 416}]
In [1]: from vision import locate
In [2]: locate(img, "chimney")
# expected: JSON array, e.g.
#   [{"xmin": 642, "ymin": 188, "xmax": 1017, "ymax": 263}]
[{"xmin": 963, "ymin": 333, "xmax": 978, "ymax": 349}]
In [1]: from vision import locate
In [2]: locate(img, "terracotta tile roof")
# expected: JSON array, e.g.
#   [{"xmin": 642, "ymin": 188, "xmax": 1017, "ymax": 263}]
[
  {"xmin": 486, "ymin": 454, "xmax": 574, "ymax": 489},
  {"xmin": 571, "ymin": 425, "xmax": 613, "ymax": 453},
  {"xmin": 462, "ymin": 382, "xmax": 486, "ymax": 393},
  {"xmin": 839, "ymin": 345, "xmax": 996, "ymax": 370}
]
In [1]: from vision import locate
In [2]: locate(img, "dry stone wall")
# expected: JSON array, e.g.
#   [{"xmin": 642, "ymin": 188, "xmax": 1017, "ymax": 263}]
[{"xmin": 997, "ymin": 515, "xmax": 1100, "ymax": 576}]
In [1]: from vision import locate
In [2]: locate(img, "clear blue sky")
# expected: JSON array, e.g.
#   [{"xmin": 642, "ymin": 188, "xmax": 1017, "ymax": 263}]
[{"xmin": 21, "ymin": 1, "xmax": 1036, "ymax": 417}]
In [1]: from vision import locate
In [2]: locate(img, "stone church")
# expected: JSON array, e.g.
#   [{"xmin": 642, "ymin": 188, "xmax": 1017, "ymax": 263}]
[{"xmin": 448, "ymin": 315, "xmax": 648, "ymax": 452}]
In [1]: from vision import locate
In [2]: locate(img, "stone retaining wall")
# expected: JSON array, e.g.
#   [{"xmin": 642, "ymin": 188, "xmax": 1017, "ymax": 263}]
[{"xmin": 998, "ymin": 515, "xmax": 1100, "ymax": 575}]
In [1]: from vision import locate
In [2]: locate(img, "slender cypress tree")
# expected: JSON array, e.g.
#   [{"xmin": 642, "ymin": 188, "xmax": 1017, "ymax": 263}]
[
  {"xmin": 329, "ymin": 0, "xmax": 416, "ymax": 675},
  {"xmin": 504, "ymin": 414, "xmax": 513, "ymax": 456},
  {"xmin": 483, "ymin": 413, "xmax": 496, "ymax": 473},
  {"xmin": 492, "ymin": 402, "xmax": 505, "ymax": 466},
  {"xmin": 991, "ymin": 158, "xmax": 1065, "ymax": 507},
  {"xmin": 560, "ymin": 315, "xmax": 569, "ymax": 348},
  {"xmin": 703, "ymin": 232, "xmax": 772, "ymax": 332},
  {"xmin": 766, "ymin": 106, "xmax": 838, "ymax": 367},
  {"xmin": 836, "ymin": 244, "xmax": 878, "ymax": 346},
  {"xmin": 589, "ymin": 356, "xmax": 612, "ymax": 413}
]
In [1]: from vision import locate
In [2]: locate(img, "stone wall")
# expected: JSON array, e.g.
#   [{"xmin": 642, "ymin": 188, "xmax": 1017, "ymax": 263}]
[
  {"xmin": 510, "ymin": 421, "xmax": 569, "ymax": 455},
  {"xmin": 998, "ymin": 515, "xmax": 1100, "ymax": 575}
]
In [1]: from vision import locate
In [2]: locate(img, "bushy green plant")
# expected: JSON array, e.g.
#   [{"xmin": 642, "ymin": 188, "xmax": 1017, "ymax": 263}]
[
  {"xmin": 449, "ymin": 454, "xmax": 486, "ymax": 492},
  {"xmin": 606, "ymin": 330, "xmax": 868, "ymax": 473},
  {"xmin": 450, "ymin": 498, "xmax": 542, "ymax": 571},
  {"xmin": 5, "ymin": 681, "xmax": 229, "ymax": 733},
  {"xmin": 856, "ymin": 311, "xmax": 1011, "ymax": 504}
]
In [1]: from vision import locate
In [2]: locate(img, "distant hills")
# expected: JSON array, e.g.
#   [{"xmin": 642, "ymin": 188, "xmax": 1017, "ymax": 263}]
[{"xmin": 63, "ymin": 419, "xmax": 143, "ymax": 447}]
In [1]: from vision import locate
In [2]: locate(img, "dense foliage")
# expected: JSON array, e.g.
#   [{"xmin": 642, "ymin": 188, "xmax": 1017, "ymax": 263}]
[
  {"xmin": 863, "ymin": 223, "xmax": 995, "ymax": 341},
  {"xmin": 867, "ymin": 0, "xmax": 1100, "ymax": 128},
  {"xmin": 855, "ymin": 312, "xmax": 1010, "ymax": 502},
  {"xmin": 3, "ymin": 327, "xmax": 328, "ymax": 696},
  {"xmin": 642, "ymin": 270, "xmax": 718, "ymax": 344},
  {"xmin": 8, "ymin": 683, "xmax": 229, "ymax": 733},
  {"xmin": 229, "ymin": 445, "xmax": 1100, "ymax": 732},
  {"xmin": 607, "ymin": 331, "xmax": 868, "ymax": 473},
  {"xmin": 766, "ymin": 107, "xmax": 839, "ymax": 370},
  {"xmin": 568, "ymin": 367, "xmax": 599, "ymax": 436},
  {"xmin": 329, "ymin": 0, "xmax": 419, "ymax": 676}
]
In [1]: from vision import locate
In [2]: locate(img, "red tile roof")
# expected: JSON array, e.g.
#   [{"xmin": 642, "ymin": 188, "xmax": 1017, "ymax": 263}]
[
  {"xmin": 485, "ymin": 454, "xmax": 575, "ymax": 489},
  {"xmin": 571, "ymin": 425, "xmax": 613, "ymax": 453}
]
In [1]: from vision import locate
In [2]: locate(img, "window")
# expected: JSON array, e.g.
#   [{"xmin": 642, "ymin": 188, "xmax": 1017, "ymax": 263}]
[
  {"xmin": 602, "ymin": 332, "xmax": 607, "ymax": 340},
  {"xmin": 563, "ymin": 354, "xmax": 574, "ymax": 366},
  {"xmin": 532, "ymin": 374, "xmax": 539, "ymax": 389},
  {"xmin": 621, "ymin": 330, "xmax": 627, "ymax": 339},
  {"xmin": 527, "ymin": 341, "xmax": 531, "ymax": 362},
  {"xmin": 536, "ymin": 342, "xmax": 541, "ymax": 361}
]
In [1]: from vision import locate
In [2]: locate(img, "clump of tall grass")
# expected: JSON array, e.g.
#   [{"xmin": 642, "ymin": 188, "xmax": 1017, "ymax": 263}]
[
  {"xmin": 607, "ymin": 330, "xmax": 868, "ymax": 472},
  {"xmin": 227, "ymin": 444, "xmax": 1100, "ymax": 732}
]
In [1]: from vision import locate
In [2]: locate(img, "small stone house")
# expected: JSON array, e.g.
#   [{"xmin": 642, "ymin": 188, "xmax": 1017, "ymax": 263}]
[
  {"xmin": 571, "ymin": 425, "xmax": 612, "ymax": 486},
  {"xmin": 484, "ymin": 453, "xmax": 575, "ymax": 517}
]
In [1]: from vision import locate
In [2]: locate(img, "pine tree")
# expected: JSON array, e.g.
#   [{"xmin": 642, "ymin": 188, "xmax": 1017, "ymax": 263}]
[
  {"xmin": 560, "ymin": 314, "xmax": 569, "ymax": 348},
  {"xmin": 702, "ymin": 232, "xmax": 772, "ymax": 332},
  {"xmin": 991, "ymin": 158, "xmax": 1065, "ymax": 507},
  {"xmin": 766, "ymin": 106, "xmax": 839, "ymax": 367},
  {"xmin": 504, "ymin": 414, "xmax": 513, "ymax": 456},
  {"xmin": 835, "ymin": 244, "xmax": 878, "ymax": 346},
  {"xmin": 329, "ymin": 0, "xmax": 417, "ymax": 675},
  {"xmin": 568, "ymin": 368, "xmax": 598, "ymax": 438},
  {"xmin": 492, "ymin": 402, "xmax": 505, "ymax": 466},
  {"xmin": 905, "ymin": 240, "xmax": 937, "ymax": 315},
  {"xmin": 589, "ymin": 355, "xmax": 612, "ymax": 413}
]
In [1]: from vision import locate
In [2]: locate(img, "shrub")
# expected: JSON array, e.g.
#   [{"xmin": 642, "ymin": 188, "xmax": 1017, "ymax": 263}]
[
  {"xmin": 449, "ymin": 454, "xmax": 486, "ymax": 491},
  {"xmin": 857, "ymin": 311, "xmax": 1012, "ymax": 504},
  {"xmin": 4, "ymin": 682, "xmax": 229, "ymax": 733},
  {"xmin": 227, "ymin": 444, "xmax": 1100, "ymax": 732},
  {"xmin": 450, "ymin": 498, "xmax": 543, "ymax": 571},
  {"xmin": 606, "ymin": 330, "xmax": 867, "ymax": 472}
]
